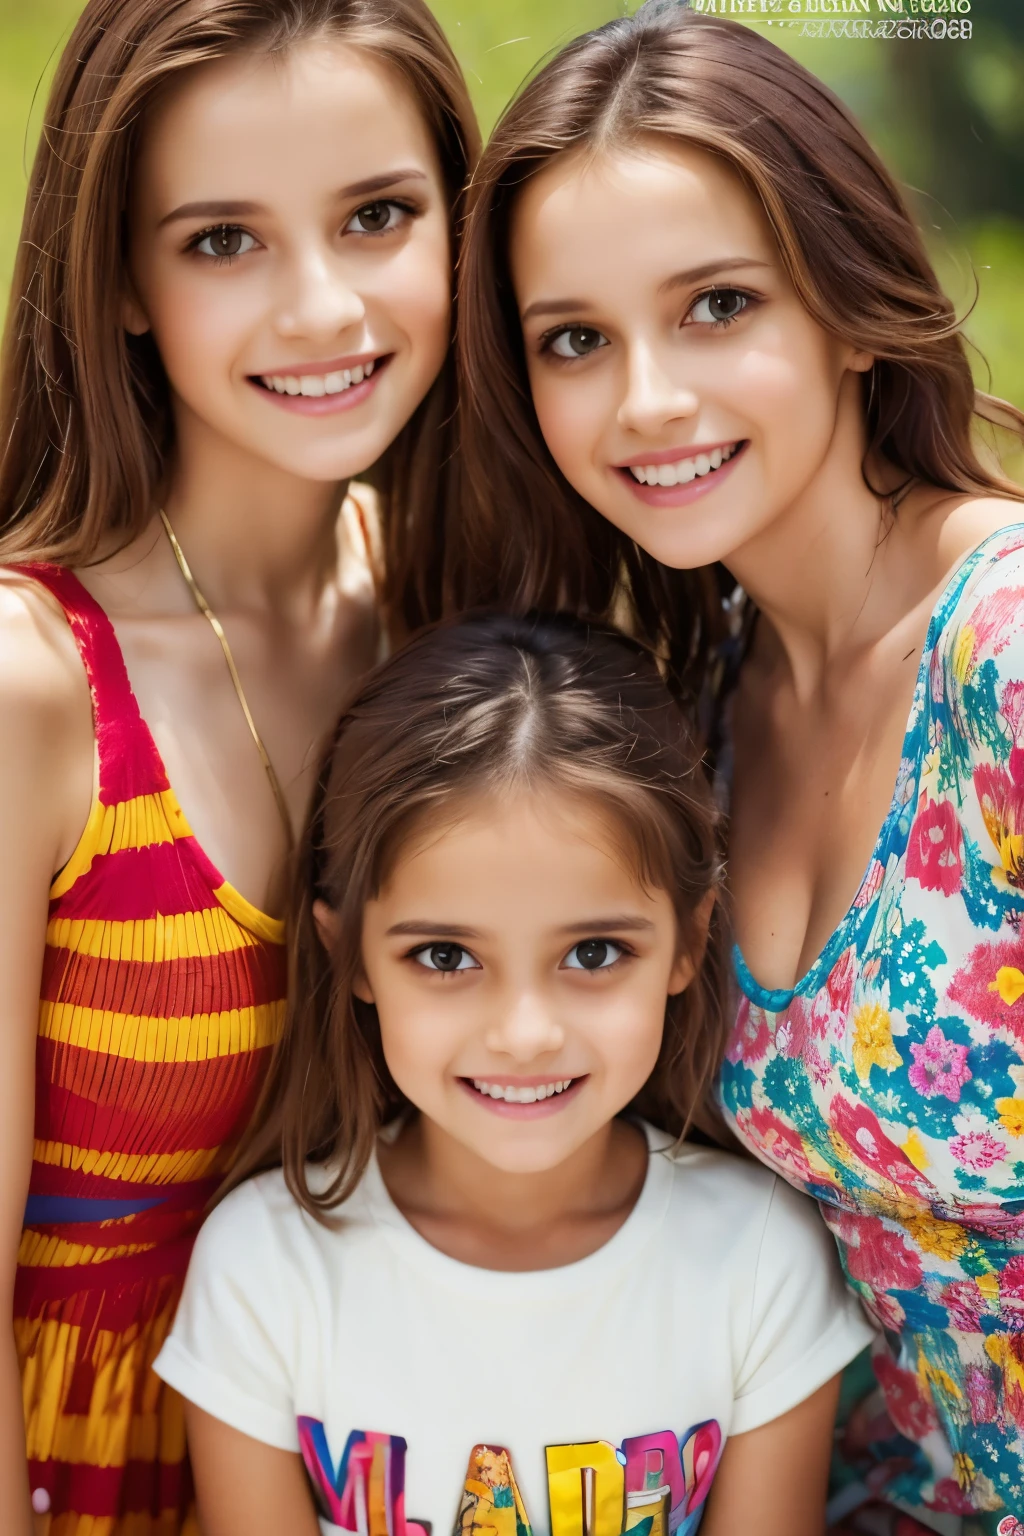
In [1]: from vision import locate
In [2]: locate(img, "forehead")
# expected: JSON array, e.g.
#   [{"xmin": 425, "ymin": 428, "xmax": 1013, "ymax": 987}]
[
  {"xmin": 133, "ymin": 39, "xmax": 441, "ymax": 213},
  {"xmin": 379, "ymin": 787, "xmax": 670, "ymax": 917},
  {"xmin": 509, "ymin": 141, "xmax": 774, "ymax": 299}
]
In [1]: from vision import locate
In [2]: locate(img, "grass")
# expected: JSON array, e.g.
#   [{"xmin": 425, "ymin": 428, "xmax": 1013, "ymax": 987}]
[
  {"xmin": 0, "ymin": 0, "xmax": 82, "ymax": 307},
  {"xmin": 1, "ymin": 0, "xmax": 1022, "ymax": 442}
]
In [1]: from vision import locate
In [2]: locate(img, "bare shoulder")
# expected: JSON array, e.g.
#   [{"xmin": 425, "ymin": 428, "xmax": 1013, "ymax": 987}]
[
  {"xmin": 0, "ymin": 570, "xmax": 91, "ymax": 726},
  {"xmin": 931, "ymin": 490, "xmax": 1024, "ymax": 572},
  {"xmin": 0, "ymin": 570, "xmax": 95, "ymax": 839}
]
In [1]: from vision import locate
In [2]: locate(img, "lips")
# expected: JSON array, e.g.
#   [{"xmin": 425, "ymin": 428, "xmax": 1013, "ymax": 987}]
[
  {"xmin": 458, "ymin": 1075, "xmax": 587, "ymax": 1118},
  {"xmin": 616, "ymin": 439, "xmax": 748, "ymax": 506},
  {"xmin": 626, "ymin": 440, "xmax": 742, "ymax": 488},
  {"xmin": 247, "ymin": 354, "xmax": 390, "ymax": 415},
  {"xmin": 257, "ymin": 358, "xmax": 378, "ymax": 398},
  {"xmin": 469, "ymin": 1077, "xmax": 577, "ymax": 1104}
]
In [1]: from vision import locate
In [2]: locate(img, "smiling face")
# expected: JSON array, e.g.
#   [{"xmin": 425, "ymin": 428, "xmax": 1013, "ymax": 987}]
[
  {"xmin": 510, "ymin": 142, "xmax": 872, "ymax": 571},
  {"xmin": 125, "ymin": 38, "xmax": 452, "ymax": 484},
  {"xmin": 355, "ymin": 788, "xmax": 695, "ymax": 1176}
]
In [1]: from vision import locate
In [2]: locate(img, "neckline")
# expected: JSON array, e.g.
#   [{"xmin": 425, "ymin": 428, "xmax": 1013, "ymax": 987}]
[
  {"xmin": 733, "ymin": 520, "xmax": 1024, "ymax": 1011},
  {"xmin": 52, "ymin": 569, "xmax": 285, "ymax": 945},
  {"xmin": 361, "ymin": 1120, "xmax": 675, "ymax": 1297}
]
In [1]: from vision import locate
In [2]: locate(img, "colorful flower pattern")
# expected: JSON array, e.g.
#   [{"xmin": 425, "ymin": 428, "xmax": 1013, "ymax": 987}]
[{"xmin": 720, "ymin": 529, "xmax": 1024, "ymax": 1531}]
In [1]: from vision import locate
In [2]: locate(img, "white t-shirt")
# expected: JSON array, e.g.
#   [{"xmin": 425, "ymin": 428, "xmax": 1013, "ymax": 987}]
[{"xmin": 156, "ymin": 1125, "xmax": 874, "ymax": 1536}]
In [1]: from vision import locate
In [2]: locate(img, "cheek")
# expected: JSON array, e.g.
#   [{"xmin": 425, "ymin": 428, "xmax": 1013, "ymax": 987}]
[
  {"xmin": 731, "ymin": 322, "xmax": 847, "ymax": 449},
  {"xmin": 527, "ymin": 363, "xmax": 606, "ymax": 486},
  {"xmin": 376, "ymin": 988, "xmax": 459, "ymax": 1095},
  {"xmin": 145, "ymin": 267, "xmax": 257, "ymax": 393},
  {"xmin": 583, "ymin": 975, "xmax": 667, "ymax": 1085},
  {"xmin": 378, "ymin": 229, "xmax": 452, "ymax": 362}
]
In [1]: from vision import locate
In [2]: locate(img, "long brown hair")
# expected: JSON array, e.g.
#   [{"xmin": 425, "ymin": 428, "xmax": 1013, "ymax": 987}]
[
  {"xmin": 0, "ymin": 0, "xmax": 479, "ymax": 632},
  {"xmin": 229, "ymin": 611, "xmax": 725, "ymax": 1218},
  {"xmin": 456, "ymin": 2, "xmax": 1024, "ymax": 694}
]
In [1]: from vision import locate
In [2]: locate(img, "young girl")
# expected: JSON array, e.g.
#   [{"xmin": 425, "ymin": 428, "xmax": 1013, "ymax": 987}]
[
  {"xmin": 154, "ymin": 612, "xmax": 875, "ymax": 1536},
  {"xmin": 455, "ymin": 5, "xmax": 1024, "ymax": 1531},
  {"xmin": 0, "ymin": 2, "xmax": 476, "ymax": 1531}
]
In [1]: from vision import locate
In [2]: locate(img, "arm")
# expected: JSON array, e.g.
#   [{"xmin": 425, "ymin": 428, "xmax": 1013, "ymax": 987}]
[
  {"xmin": 700, "ymin": 1374, "xmax": 840, "ymax": 1536},
  {"xmin": 153, "ymin": 1178, "xmax": 318, "ymax": 1536},
  {"xmin": 0, "ymin": 578, "xmax": 94, "ymax": 1536},
  {"xmin": 186, "ymin": 1403, "xmax": 322, "ymax": 1536}
]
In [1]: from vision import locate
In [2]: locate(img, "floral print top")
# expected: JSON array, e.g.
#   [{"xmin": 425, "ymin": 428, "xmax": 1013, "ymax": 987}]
[{"xmin": 719, "ymin": 526, "xmax": 1024, "ymax": 1533}]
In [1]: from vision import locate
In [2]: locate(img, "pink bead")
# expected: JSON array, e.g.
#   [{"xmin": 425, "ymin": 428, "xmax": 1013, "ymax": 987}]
[{"xmin": 31, "ymin": 1488, "xmax": 52, "ymax": 1514}]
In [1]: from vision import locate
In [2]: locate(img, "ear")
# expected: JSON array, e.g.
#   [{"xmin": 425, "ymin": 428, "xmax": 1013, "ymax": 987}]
[
  {"xmin": 314, "ymin": 898, "xmax": 376, "ymax": 1004},
  {"xmin": 667, "ymin": 890, "xmax": 716, "ymax": 996},
  {"xmin": 312, "ymin": 898, "xmax": 339, "ymax": 952},
  {"xmin": 121, "ymin": 276, "xmax": 150, "ymax": 337},
  {"xmin": 351, "ymin": 966, "xmax": 375, "ymax": 1005},
  {"xmin": 847, "ymin": 348, "xmax": 874, "ymax": 375}
]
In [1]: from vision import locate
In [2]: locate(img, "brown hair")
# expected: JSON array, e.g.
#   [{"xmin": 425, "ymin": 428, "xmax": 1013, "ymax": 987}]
[
  {"xmin": 455, "ymin": 2, "xmax": 1024, "ymax": 694},
  {"xmin": 229, "ymin": 611, "xmax": 725, "ymax": 1218},
  {"xmin": 0, "ymin": 0, "xmax": 479, "ymax": 633}
]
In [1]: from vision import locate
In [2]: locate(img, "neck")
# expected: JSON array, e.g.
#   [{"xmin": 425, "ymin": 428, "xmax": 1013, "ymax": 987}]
[
  {"xmin": 163, "ymin": 403, "xmax": 348, "ymax": 616},
  {"xmin": 725, "ymin": 374, "xmax": 904, "ymax": 697},
  {"xmin": 390, "ymin": 1116, "xmax": 640, "ymax": 1239}
]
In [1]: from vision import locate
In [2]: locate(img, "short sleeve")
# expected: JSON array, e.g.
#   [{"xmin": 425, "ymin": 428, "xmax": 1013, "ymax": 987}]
[
  {"xmin": 153, "ymin": 1179, "xmax": 301, "ymax": 1451},
  {"xmin": 730, "ymin": 1178, "xmax": 877, "ymax": 1435},
  {"xmin": 936, "ymin": 537, "xmax": 1024, "ymax": 912}
]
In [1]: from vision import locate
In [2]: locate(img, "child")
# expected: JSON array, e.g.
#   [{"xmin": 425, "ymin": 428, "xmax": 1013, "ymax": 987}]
[
  {"xmin": 155, "ymin": 613, "xmax": 875, "ymax": 1536},
  {"xmin": 0, "ymin": 1, "xmax": 476, "ymax": 1529}
]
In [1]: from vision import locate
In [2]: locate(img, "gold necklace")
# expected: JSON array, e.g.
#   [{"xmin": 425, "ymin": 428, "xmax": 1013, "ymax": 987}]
[{"xmin": 159, "ymin": 509, "xmax": 294, "ymax": 848}]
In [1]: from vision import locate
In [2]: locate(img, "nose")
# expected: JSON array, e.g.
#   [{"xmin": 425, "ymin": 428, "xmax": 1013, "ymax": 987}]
[
  {"xmin": 484, "ymin": 988, "xmax": 565, "ymax": 1063},
  {"xmin": 616, "ymin": 341, "xmax": 699, "ymax": 438},
  {"xmin": 275, "ymin": 246, "xmax": 366, "ymax": 343}
]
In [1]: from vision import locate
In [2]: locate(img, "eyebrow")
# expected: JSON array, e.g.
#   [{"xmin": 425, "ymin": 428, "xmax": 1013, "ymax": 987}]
[
  {"xmin": 519, "ymin": 256, "xmax": 772, "ymax": 323},
  {"xmin": 556, "ymin": 916, "xmax": 655, "ymax": 934},
  {"xmin": 384, "ymin": 915, "xmax": 656, "ymax": 939},
  {"xmin": 158, "ymin": 169, "xmax": 429, "ymax": 227},
  {"xmin": 385, "ymin": 921, "xmax": 481, "ymax": 939}
]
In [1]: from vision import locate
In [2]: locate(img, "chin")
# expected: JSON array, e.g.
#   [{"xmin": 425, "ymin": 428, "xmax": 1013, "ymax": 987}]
[
  {"xmin": 469, "ymin": 1129, "xmax": 588, "ymax": 1178},
  {"xmin": 257, "ymin": 441, "xmax": 388, "ymax": 485},
  {"xmin": 615, "ymin": 509, "xmax": 765, "ymax": 573}
]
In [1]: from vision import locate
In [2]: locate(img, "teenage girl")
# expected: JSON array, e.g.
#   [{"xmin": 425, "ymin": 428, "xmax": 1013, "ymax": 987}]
[
  {"xmin": 455, "ymin": 5, "xmax": 1024, "ymax": 1532},
  {"xmin": 0, "ymin": 1, "xmax": 477, "ymax": 1531},
  {"xmin": 154, "ymin": 612, "xmax": 874, "ymax": 1536}
]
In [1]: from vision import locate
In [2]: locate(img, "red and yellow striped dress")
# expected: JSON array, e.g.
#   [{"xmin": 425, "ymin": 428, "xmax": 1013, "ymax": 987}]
[{"xmin": 12, "ymin": 565, "xmax": 287, "ymax": 1534}]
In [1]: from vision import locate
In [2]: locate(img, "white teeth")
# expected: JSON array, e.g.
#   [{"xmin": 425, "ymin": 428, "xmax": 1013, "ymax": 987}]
[
  {"xmin": 628, "ymin": 443, "xmax": 738, "ymax": 485},
  {"xmin": 471, "ymin": 1078, "xmax": 574, "ymax": 1104},
  {"xmin": 259, "ymin": 361, "xmax": 379, "ymax": 397}
]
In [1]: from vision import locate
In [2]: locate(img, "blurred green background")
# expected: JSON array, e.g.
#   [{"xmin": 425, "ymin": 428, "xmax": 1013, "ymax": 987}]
[{"xmin": 2, "ymin": 0, "xmax": 1022, "ymax": 423}]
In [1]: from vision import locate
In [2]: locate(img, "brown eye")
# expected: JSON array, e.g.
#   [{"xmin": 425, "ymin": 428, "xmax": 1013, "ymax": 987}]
[
  {"xmin": 691, "ymin": 289, "xmax": 748, "ymax": 325},
  {"xmin": 413, "ymin": 943, "xmax": 478, "ymax": 973},
  {"xmin": 353, "ymin": 202, "xmax": 394, "ymax": 234},
  {"xmin": 564, "ymin": 939, "xmax": 623, "ymax": 970},
  {"xmin": 549, "ymin": 326, "xmax": 608, "ymax": 360},
  {"xmin": 195, "ymin": 225, "xmax": 254, "ymax": 260}
]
